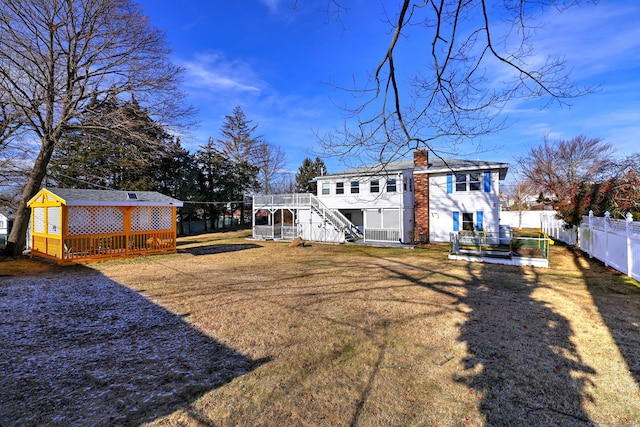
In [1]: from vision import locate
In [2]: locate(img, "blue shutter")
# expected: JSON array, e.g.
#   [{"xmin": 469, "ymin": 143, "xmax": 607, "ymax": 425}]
[
  {"xmin": 476, "ymin": 211, "xmax": 484, "ymax": 231},
  {"xmin": 453, "ymin": 211, "xmax": 459, "ymax": 232},
  {"xmin": 484, "ymin": 171, "xmax": 491, "ymax": 192},
  {"xmin": 447, "ymin": 174, "xmax": 453, "ymax": 194}
]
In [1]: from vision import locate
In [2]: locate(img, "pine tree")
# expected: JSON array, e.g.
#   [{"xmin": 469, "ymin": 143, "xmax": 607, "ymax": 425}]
[{"xmin": 295, "ymin": 157, "xmax": 326, "ymax": 193}]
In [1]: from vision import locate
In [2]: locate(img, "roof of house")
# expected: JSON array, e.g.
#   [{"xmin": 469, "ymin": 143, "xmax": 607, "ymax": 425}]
[
  {"xmin": 29, "ymin": 188, "xmax": 183, "ymax": 207},
  {"xmin": 318, "ymin": 157, "xmax": 509, "ymax": 180},
  {"xmin": 0, "ymin": 206, "xmax": 14, "ymax": 219}
]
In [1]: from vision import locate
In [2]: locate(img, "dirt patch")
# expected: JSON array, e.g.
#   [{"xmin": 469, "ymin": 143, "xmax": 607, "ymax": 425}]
[{"xmin": 0, "ymin": 256, "xmax": 61, "ymax": 276}]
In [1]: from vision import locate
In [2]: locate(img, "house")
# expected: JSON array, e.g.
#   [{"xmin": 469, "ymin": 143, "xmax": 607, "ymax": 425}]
[
  {"xmin": 0, "ymin": 207, "xmax": 14, "ymax": 249},
  {"xmin": 252, "ymin": 150, "xmax": 508, "ymax": 245},
  {"xmin": 27, "ymin": 188, "xmax": 183, "ymax": 264}
]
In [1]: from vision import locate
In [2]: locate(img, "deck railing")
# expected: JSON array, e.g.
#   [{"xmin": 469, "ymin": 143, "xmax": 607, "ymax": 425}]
[
  {"xmin": 62, "ymin": 230, "xmax": 176, "ymax": 262},
  {"xmin": 365, "ymin": 228, "xmax": 400, "ymax": 243}
]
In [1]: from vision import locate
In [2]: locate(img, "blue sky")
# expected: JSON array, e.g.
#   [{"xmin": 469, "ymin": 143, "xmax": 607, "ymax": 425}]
[{"xmin": 136, "ymin": 0, "xmax": 640, "ymax": 179}]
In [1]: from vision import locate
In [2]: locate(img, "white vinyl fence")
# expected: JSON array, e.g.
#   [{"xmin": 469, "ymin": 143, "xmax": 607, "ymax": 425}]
[
  {"xmin": 543, "ymin": 211, "xmax": 640, "ymax": 282},
  {"xmin": 540, "ymin": 215, "xmax": 578, "ymax": 245},
  {"xmin": 501, "ymin": 210, "xmax": 558, "ymax": 230}
]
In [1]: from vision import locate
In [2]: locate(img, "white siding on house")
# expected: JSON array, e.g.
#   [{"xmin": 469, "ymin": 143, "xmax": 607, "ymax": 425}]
[
  {"xmin": 0, "ymin": 213, "xmax": 8, "ymax": 235},
  {"xmin": 315, "ymin": 170, "xmax": 415, "ymax": 243},
  {"xmin": 427, "ymin": 170, "xmax": 501, "ymax": 242},
  {"xmin": 316, "ymin": 174, "xmax": 406, "ymax": 209},
  {"xmin": 297, "ymin": 209, "xmax": 345, "ymax": 243}
]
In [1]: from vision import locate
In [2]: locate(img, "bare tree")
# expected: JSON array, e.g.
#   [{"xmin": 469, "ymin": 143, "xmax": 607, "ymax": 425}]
[
  {"xmin": 319, "ymin": 1, "xmax": 596, "ymax": 167},
  {"xmin": 502, "ymin": 171, "xmax": 541, "ymax": 229},
  {"xmin": 255, "ymin": 142, "xmax": 287, "ymax": 194},
  {"xmin": 517, "ymin": 135, "xmax": 612, "ymax": 201},
  {"xmin": 517, "ymin": 134, "xmax": 612, "ymax": 225},
  {"xmin": 0, "ymin": 0, "xmax": 192, "ymax": 255}
]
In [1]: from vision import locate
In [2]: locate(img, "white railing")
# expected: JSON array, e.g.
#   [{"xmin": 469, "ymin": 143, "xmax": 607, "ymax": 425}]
[
  {"xmin": 254, "ymin": 194, "xmax": 312, "ymax": 208},
  {"xmin": 307, "ymin": 195, "xmax": 363, "ymax": 240},
  {"xmin": 282, "ymin": 226, "xmax": 297, "ymax": 240},
  {"xmin": 254, "ymin": 193, "xmax": 363, "ymax": 241},
  {"xmin": 365, "ymin": 228, "xmax": 400, "ymax": 243},
  {"xmin": 254, "ymin": 225, "xmax": 276, "ymax": 240}
]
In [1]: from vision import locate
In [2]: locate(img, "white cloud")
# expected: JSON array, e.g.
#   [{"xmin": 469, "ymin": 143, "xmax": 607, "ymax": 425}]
[
  {"xmin": 528, "ymin": 2, "xmax": 640, "ymax": 78},
  {"xmin": 178, "ymin": 52, "xmax": 264, "ymax": 95},
  {"xmin": 259, "ymin": 0, "xmax": 282, "ymax": 14}
]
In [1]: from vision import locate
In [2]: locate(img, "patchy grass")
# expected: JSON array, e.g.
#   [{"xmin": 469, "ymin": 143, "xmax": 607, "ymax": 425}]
[
  {"xmin": 0, "ymin": 256, "xmax": 61, "ymax": 276},
  {"xmin": 2, "ymin": 231, "xmax": 640, "ymax": 426}
]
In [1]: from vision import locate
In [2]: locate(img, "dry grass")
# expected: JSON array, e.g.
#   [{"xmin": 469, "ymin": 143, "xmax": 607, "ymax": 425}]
[{"xmin": 2, "ymin": 230, "xmax": 640, "ymax": 426}]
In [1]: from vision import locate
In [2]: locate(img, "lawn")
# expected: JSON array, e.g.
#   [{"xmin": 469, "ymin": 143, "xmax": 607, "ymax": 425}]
[{"xmin": 1, "ymin": 230, "xmax": 640, "ymax": 426}]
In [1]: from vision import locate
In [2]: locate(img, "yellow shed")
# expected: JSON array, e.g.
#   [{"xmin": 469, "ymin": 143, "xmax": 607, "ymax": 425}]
[{"xmin": 27, "ymin": 188, "xmax": 183, "ymax": 264}]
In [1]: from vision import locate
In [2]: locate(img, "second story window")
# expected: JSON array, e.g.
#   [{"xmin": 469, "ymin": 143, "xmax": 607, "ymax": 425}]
[
  {"xmin": 351, "ymin": 181, "xmax": 359, "ymax": 194},
  {"xmin": 456, "ymin": 173, "xmax": 467, "ymax": 192},
  {"xmin": 336, "ymin": 182, "xmax": 344, "ymax": 194},
  {"xmin": 469, "ymin": 173, "xmax": 481, "ymax": 191},
  {"xmin": 322, "ymin": 183, "xmax": 330, "ymax": 195},
  {"xmin": 370, "ymin": 179, "xmax": 380, "ymax": 193},
  {"xmin": 387, "ymin": 178, "xmax": 397, "ymax": 192},
  {"xmin": 448, "ymin": 172, "xmax": 490, "ymax": 193}
]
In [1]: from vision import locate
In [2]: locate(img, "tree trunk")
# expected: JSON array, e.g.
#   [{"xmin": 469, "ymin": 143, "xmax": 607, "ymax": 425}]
[{"xmin": 4, "ymin": 138, "xmax": 55, "ymax": 257}]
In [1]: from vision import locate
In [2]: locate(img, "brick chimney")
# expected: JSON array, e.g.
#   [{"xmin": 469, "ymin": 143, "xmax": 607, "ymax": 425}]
[{"xmin": 413, "ymin": 150, "xmax": 429, "ymax": 243}]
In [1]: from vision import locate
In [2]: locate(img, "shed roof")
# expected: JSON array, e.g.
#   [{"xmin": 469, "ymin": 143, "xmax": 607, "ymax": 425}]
[{"xmin": 29, "ymin": 188, "xmax": 183, "ymax": 207}]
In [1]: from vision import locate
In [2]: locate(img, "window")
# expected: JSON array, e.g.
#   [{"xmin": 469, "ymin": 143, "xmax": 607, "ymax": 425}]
[
  {"xmin": 322, "ymin": 183, "xmax": 330, "ymax": 195},
  {"xmin": 469, "ymin": 173, "xmax": 481, "ymax": 191},
  {"xmin": 350, "ymin": 181, "xmax": 359, "ymax": 194},
  {"xmin": 462, "ymin": 212, "xmax": 474, "ymax": 231},
  {"xmin": 455, "ymin": 173, "xmax": 467, "ymax": 192},
  {"xmin": 370, "ymin": 179, "xmax": 380, "ymax": 193},
  {"xmin": 336, "ymin": 182, "xmax": 344, "ymax": 194},
  {"xmin": 453, "ymin": 173, "xmax": 484, "ymax": 192},
  {"xmin": 387, "ymin": 178, "xmax": 397, "ymax": 192}
]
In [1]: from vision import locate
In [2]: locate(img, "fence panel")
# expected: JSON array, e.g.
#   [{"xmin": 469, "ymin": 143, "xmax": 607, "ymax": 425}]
[
  {"xmin": 606, "ymin": 229, "xmax": 628, "ymax": 274},
  {"xmin": 541, "ymin": 216, "xmax": 578, "ymax": 245},
  {"xmin": 631, "ymin": 237, "xmax": 640, "ymax": 282},
  {"xmin": 543, "ymin": 212, "xmax": 640, "ymax": 281}
]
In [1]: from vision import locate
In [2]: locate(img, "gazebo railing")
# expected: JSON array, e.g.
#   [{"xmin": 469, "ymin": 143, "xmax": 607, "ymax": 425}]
[{"xmin": 63, "ymin": 230, "xmax": 176, "ymax": 262}]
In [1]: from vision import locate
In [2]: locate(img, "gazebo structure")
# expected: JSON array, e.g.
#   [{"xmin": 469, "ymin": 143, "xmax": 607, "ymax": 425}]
[{"xmin": 27, "ymin": 188, "xmax": 183, "ymax": 264}]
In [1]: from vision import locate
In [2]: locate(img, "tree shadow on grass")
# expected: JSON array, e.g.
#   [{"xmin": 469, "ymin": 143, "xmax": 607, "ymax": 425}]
[
  {"xmin": 359, "ymin": 255, "xmax": 596, "ymax": 425},
  {"xmin": 568, "ymin": 247, "xmax": 640, "ymax": 389},
  {"xmin": 456, "ymin": 261, "xmax": 595, "ymax": 426},
  {"xmin": 0, "ymin": 267, "xmax": 269, "ymax": 426}
]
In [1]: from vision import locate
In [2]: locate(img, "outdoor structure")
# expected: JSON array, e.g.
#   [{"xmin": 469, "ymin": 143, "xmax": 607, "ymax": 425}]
[
  {"xmin": 0, "ymin": 207, "xmax": 13, "ymax": 249},
  {"xmin": 253, "ymin": 150, "xmax": 509, "ymax": 245},
  {"xmin": 27, "ymin": 188, "xmax": 183, "ymax": 264}
]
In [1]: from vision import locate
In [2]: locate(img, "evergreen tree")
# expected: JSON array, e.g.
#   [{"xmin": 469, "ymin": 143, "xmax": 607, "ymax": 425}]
[
  {"xmin": 215, "ymin": 105, "xmax": 262, "ymax": 165},
  {"xmin": 49, "ymin": 93, "xmax": 183, "ymax": 191},
  {"xmin": 295, "ymin": 157, "xmax": 326, "ymax": 193},
  {"xmin": 212, "ymin": 106, "xmax": 262, "ymax": 196}
]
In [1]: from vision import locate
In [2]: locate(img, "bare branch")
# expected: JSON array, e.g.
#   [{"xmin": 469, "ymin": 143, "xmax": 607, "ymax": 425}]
[{"xmin": 321, "ymin": 0, "xmax": 597, "ymax": 166}]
